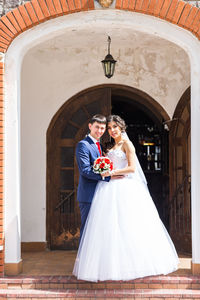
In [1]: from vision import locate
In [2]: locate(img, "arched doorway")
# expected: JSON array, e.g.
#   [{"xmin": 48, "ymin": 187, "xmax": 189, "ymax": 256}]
[
  {"xmin": 169, "ymin": 87, "xmax": 191, "ymax": 254},
  {"xmin": 111, "ymin": 91, "xmax": 169, "ymax": 227},
  {"xmin": 47, "ymin": 85, "xmax": 170, "ymax": 250},
  {"xmin": 47, "ymin": 87, "xmax": 111, "ymax": 250}
]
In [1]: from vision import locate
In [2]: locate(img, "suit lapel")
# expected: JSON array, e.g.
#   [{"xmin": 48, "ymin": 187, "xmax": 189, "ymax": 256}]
[{"xmin": 85, "ymin": 136, "xmax": 100, "ymax": 157}]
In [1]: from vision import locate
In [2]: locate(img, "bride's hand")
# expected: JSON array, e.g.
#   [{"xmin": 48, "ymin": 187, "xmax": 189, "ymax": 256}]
[
  {"xmin": 101, "ymin": 171, "xmax": 111, "ymax": 178},
  {"xmin": 111, "ymin": 175, "xmax": 125, "ymax": 179}
]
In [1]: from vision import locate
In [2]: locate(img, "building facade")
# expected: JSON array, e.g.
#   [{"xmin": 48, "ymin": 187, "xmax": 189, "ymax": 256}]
[{"xmin": 0, "ymin": 0, "xmax": 200, "ymax": 276}]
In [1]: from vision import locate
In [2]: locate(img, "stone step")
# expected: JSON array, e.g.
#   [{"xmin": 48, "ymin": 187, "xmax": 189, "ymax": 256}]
[
  {"xmin": 1, "ymin": 288, "xmax": 200, "ymax": 299},
  {"xmin": 1, "ymin": 275, "xmax": 200, "ymax": 290}
]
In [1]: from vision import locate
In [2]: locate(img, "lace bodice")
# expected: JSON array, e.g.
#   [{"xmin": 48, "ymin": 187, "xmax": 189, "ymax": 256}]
[
  {"xmin": 107, "ymin": 148, "xmax": 147, "ymax": 185},
  {"xmin": 107, "ymin": 149, "xmax": 128, "ymax": 170}
]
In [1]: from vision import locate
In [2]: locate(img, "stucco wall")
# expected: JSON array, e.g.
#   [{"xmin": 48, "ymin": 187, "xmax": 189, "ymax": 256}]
[{"xmin": 20, "ymin": 20, "xmax": 190, "ymax": 242}]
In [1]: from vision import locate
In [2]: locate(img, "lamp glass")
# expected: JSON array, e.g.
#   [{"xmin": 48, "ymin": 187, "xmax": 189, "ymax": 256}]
[{"xmin": 101, "ymin": 54, "xmax": 116, "ymax": 78}]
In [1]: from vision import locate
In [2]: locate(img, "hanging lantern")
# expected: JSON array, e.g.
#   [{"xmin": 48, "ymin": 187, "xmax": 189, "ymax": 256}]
[{"xmin": 101, "ymin": 36, "xmax": 117, "ymax": 78}]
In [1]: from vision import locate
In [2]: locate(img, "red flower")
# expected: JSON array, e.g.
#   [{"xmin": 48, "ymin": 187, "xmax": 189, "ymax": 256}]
[
  {"xmin": 110, "ymin": 164, "xmax": 113, "ymax": 171},
  {"xmin": 96, "ymin": 158, "xmax": 101, "ymax": 164},
  {"xmin": 105, "ymin": 158, "xmax": 110, "ymax": 164},
  {"xmin": 100, "ymin": 163, "xmax": 105, "ymax": 169}
]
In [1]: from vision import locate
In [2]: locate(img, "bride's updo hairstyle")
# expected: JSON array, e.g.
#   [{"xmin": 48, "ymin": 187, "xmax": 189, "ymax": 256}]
[{"xmin": 107, "ymin": 115, "xmax": 127, "ymax": 132}]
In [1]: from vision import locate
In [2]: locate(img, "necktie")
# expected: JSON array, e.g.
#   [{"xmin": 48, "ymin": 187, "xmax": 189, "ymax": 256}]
[{"xmin": 96, "ymin": 142, "xmax": 102, "ymax": 156}]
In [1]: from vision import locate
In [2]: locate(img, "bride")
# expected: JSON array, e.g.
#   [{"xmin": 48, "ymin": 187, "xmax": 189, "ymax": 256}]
[{"xmin": 73, "ymin": 115, "xmax": 179, "ymax": 282}]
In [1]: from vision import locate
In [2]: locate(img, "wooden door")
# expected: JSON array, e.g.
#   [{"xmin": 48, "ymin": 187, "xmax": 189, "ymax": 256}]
[
  {"xmin": 169, "ymin": 87, "xmax": 191, "ymax": 254},
  {"xmin": 47, "ymin": 87, "xmax": 111, "ymax": 250}
]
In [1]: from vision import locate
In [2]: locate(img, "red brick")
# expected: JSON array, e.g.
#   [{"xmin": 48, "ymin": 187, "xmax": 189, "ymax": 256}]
[
  {"xmin": 147, "ymin": 0, "xmax": 157, "ymax": 14},
  {"xmin": 81, "ymin": 0, "xmax": 88, "ymax": 10},
  {"xmin": 116, "ymin": 0, "xmax": 123, "ymax": 9},
  {"xmin": 172, "ymin": 1, "xmax": 186, "ymax": 24},
  {"xmin": 196, "ymin": 25, "xmax": 200, "ymax": 38},
  {"xmin": 0, "ymin": 20, "xmax": 14, "ymax": 38},
  {"xmin": 45, "ymin": 0, "xmax": 57, "ymax": 16},
  {"xmin": 149, "ymin": 283, "xmax": 163, "ymax": 288},
  {"xmin": 0, "ymin": 44, "xmax": 7, "ymax": 52},
  {"xmin": 135, "ymin": 283, "xmax": 148, "ymax": 288},
  {"xmin": 194, "ymin": 23, "xmax": 200, "ymax": 36},
  {"xmin": 178, "ymin": 283, "xmax": 191, "ymax": 288},
  {"xmin": 88, "ymin": 0, "xmax": 94, "ymax": 9},
  {"xmin": 67, "ymin": 0, "xmax": 76, "ymax": 11},
  {"xmin": 24, "ymin": 2, "xmax": 39, "ymax": 24},
  {"xmin": 73, "ymin": 0, "xmax": 81, "ymax": 11},
  {"xmin": 134, "ymin": 298, "xmax": 149, "ymax": 300},
  {"xmin": 163, "ymin": 283, "xmax": 178, "ymax": 288},
  {"xmin": 190, "ymin": 9, "xmax": 200, "ymax": 32},
  {"xmin": 178, "ymin": 3, "xmax": 192, "ymax": 27},
  {"xmin": 122, "ymin": 0, "xmax": 129, "ymax": 9},
  {"xmin": 12, "ymin": 8, "xmax": 27, "ymax": 31},
  {"xmin": 159, "ymin": 0, "xmax": 172, "ymax": 18},
  {"xmin": 0, "ymin": 29, "xmax": 11, "ymax": 42},
  {"xmin": 37, "ymin": 0, "xmax": 51, "ymax": 18},
  {"xmin": 31, "ymin": 0, "xmax": 46, "ymax": 22},
  {"xmin": 0, "ymin": 15, "xmax": 18, "ymax": 35},
  {"xmin": 153, "ymin": 0, "xmax": 165, "ymax": 16},
  {"xmin": 135, "ymin": 0, "xmax": 143, "ymax": 11},
  {"xmin": 53, "ymin": 0, "xmax": 63, "ymax": 14},
  {"xmin": 184, "ymin": 6, "xmax": 198, "ymax": 29},
  {"xmin": 18, "ymin": 5, "xmax": 33, "ymax": 27},
  {"xmin": 6, "ymin": 11, "xmax": 22, "ymax": 33},
  {"xmin": 192, "ymin": 283, "xmax": 200, "ymax": 288},
  {"xmin": 59, "ymin": 0, "xmax": 69, "ymax": 12},
  {"xmin": 128, "ymin": 0, "xmax": 136, "ymax": 10},
  {"xmin": 0, "ymin": 36, "xmax": 8, "ymax": 46},
  {"xmin": 141, "ymin": 0, "xmax": 150, "ymax": 12}
]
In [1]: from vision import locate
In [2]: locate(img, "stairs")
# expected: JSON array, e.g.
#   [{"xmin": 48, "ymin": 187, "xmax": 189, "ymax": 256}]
[{"xmin": 1, "ymin": 275, "xmax": 200, "ymax": 299}]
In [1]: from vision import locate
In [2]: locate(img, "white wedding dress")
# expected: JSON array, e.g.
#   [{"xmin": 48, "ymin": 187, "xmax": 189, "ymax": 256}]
[{"xmin": 73, "ymin": 149, "xmax": 179, "ymax": 282}]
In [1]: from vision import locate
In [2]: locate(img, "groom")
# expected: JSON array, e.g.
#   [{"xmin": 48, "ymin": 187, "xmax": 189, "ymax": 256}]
[{"xmin": 76, "ymin": 114, "xmax": 110, "ymax": 241}]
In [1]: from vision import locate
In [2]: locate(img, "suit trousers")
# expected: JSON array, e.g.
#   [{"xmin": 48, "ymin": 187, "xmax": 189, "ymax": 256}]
[{"xmin": 79, "ymin": 202, "xmax": 91, "ymax": 242}]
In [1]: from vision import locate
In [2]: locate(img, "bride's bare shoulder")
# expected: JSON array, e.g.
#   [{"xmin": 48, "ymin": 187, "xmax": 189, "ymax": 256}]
[{"xmin": 122, "ymin": 140, "xmax": 135, "ymax": 152}]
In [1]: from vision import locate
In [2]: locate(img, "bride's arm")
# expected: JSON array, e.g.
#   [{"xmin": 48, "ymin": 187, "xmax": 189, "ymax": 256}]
[
  {"xmin": 101, "ymin": 140, "xmax": 136, "ymax": 178},
  {"xmin": 113, "ymin": 140, "xmax": 136, "ymax": 176}
]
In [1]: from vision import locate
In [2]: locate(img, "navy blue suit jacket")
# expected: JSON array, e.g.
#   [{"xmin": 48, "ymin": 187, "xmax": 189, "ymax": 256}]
[{"xmin": 76, "ymin": 135, "xmax": 110, "ymax": 203}]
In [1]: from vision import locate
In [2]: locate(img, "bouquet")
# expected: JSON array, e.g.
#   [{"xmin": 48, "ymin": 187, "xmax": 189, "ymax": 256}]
[{"xmin": 93, "ymin": 156, "xmax": 113, "ymax": 179}]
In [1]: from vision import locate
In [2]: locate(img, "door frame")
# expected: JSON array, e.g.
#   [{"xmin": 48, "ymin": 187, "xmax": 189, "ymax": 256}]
[{"xmin": 46, "ymin": 84, "xmax": 170, "ymax": 249}]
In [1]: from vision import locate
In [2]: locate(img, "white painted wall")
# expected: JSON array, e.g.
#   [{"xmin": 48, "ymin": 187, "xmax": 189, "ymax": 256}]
[
  {"xmin": 20, "ymin": 25, "xmax": 190, "ymax": 242},
  {"xmin": 4, "ymin": 10, "xmax": 200, "ymax": 264}
]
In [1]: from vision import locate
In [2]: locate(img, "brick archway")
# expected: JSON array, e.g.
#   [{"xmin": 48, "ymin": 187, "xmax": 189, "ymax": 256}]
[
  {"xmin": 0, "ymin": 0, "xmax": 199, "ymax": 53},
  {"xmin": 0, "ymin": 0, "xmax": 199, "ymax": 276}
]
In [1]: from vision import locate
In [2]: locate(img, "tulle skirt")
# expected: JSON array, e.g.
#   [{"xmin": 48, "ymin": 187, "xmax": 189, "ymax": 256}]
[{"xmin": 73, "ymin": 176, "xmax": 179, "ymax": 282}]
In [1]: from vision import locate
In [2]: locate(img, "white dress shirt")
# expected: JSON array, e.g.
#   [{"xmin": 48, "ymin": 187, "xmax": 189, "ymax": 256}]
[{"xmin": 88, "ymin": 134, "xmax": 99, "ymax": 148}]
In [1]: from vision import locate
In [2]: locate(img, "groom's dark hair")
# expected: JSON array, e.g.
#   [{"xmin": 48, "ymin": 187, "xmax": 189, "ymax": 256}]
[{"xmin": 89, "ymin": 114, "xmax": 107, "ymax": 125}]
